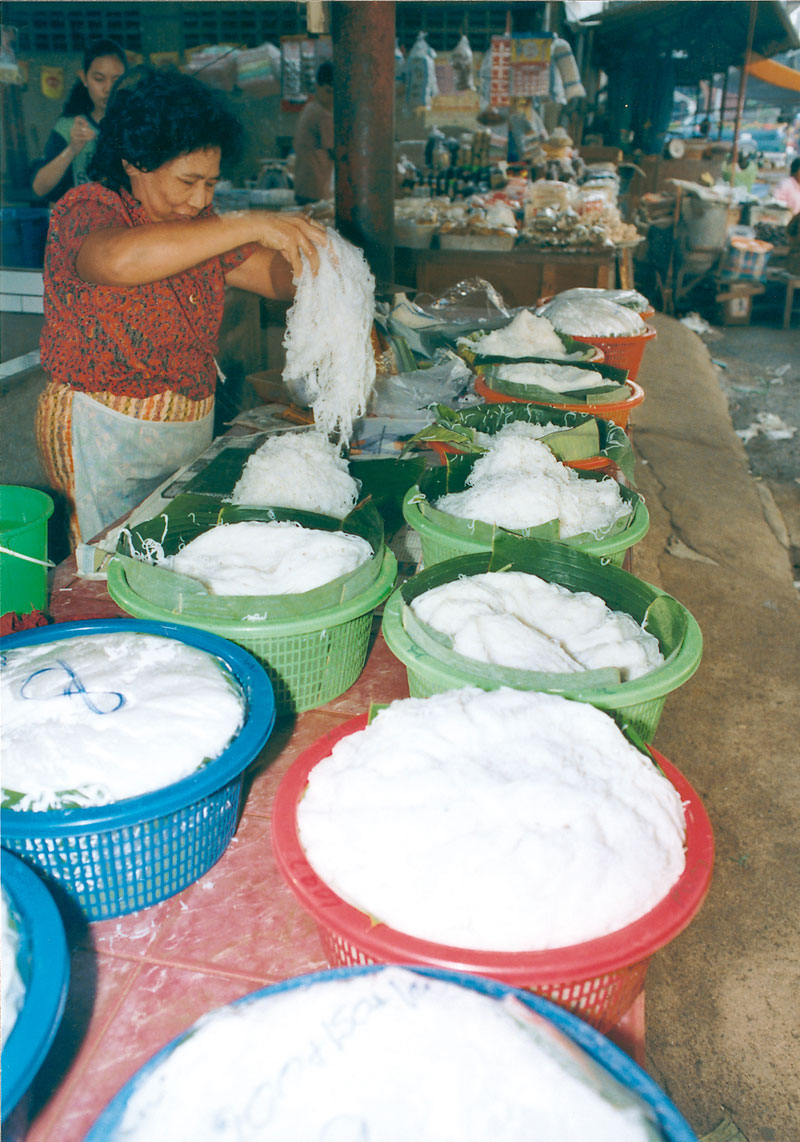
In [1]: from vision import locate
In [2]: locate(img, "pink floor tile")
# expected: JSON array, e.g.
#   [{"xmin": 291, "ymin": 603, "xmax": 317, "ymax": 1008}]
[
  {"xmin": 146, "ymin": 809, "xmax": 329, "ymax": 981},
  {"xmin": 243, "ymin": 708, "xmax": 353, "ymax": 818},
  {"xmin": 76, "ymin": 895, "xmax": 183, "ymax": 958},
  {"xmin": 26, "ymin": 949, "xmax": 140, "ymax": 1141},
  {"xmin": 28, "ymin": 960, "xmax": 269, "ymax": 1142},
  {"xmin": 323, "ymin": 631, "xmax": 411, "ymax": 714}
]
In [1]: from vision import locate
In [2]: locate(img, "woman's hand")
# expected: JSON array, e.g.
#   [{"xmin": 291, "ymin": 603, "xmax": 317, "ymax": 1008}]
[
  {"xmin": 68, "ymin": 116, "xmax": 96, "ymax": 156},
  {"xmin": 251, "ymin": 213, "xmax": 329, "ymax": 279}
]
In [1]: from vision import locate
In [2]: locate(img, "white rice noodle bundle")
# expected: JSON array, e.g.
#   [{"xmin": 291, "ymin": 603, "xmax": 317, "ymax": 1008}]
[
  {"xmin": 436, "ymin": 431, "xmax": 631, "ymax": 538},
  {"xmin": 282, "ymin": 228, "xmax": 377, "ymax": 445},
  {"xmin": 230, "ymin": 429, "xmax": 360, "ymax": 517},
  {"xmin": 461, "ymin": 310, "xmax": 567, "ymax": 359}
]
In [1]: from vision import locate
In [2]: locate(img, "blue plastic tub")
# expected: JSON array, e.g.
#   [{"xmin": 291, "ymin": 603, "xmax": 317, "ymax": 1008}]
[
  {"xmin": 1, "ymin": 851, "xmax": 70, "ymax": 1126},
  {"xmin": 85, "ymin": 965, "xmax": 697, "ymax": 1141},
  {"xmin": 0, "ymin": 619, "xmax": 275, "ymax": 921}
]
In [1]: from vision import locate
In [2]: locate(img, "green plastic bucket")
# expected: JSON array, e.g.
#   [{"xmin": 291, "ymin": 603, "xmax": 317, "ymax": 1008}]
[
  {"xmin": 0, "ymin": 486, "xmax": 54, "ymax": 617},
  {"xmin": 381, "ymin": 538, "xmax": 703, "ymax": 742}
]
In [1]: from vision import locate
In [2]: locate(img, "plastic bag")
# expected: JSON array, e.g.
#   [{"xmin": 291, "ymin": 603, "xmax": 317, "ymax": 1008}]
[
  {"xmin": 451, "ymin": 34, "xmax": 475, "ymax": 92},
  {"xmin": 368, "ymin": 352, "xmax": 471, "ymax": 417},
  {"xmin": 537, "ymin": 296, "xmax": 647, "ymax": 338},
  {"xmin": 388, "ymin": 280, "xmax": 512, "ymax": 359},
  {"xmin": 405, "ymin": 31, "xmax": 438, "ymax": 110}
]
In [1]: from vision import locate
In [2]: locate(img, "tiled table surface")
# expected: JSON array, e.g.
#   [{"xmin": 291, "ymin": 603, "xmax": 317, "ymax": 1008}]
[{"xmin": 22, "ymin": 562, "xmax": 645, "ymax": 1139}]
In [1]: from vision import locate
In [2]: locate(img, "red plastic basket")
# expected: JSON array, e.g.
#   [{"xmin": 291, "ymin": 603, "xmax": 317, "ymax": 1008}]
[
  {"xmin": 425, "ymin": 439, "xmax": 615, "ymax": 475},
  {"xmin": 536, "ymin": 294, "xmax": 656, "ymax": 323},
  {"xmin": 569, "ymin": 326, "xmax": 657, "ymax": 381},
  {"xmin": 473, "ymin": 374, "xmax": 645, "ymax": 432},
  {"xmin": 272, "ymin": 714, "xmax": 714, "ymax": 1032}
]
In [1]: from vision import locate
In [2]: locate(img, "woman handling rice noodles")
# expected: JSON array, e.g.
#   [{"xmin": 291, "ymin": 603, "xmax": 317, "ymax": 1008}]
[{"xmin": 36, "ymin": 66, "xmax": 328, "ymax": 548}]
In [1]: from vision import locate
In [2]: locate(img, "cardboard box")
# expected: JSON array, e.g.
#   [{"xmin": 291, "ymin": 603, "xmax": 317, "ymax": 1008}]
[{"xmin": 714, "ymin": 280, "xmax": 765, "ymax": 326}]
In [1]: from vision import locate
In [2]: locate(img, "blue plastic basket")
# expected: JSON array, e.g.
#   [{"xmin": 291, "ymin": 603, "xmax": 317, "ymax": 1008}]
[
  {"xmin": 85, "ymin": 965, "xmax": 697, "ymax": 1141},
  {"xmin": 0, "ymin": 619, "xmax": 275, "ymax": 921},
  {"xmin": 1, "ymin": 851, "xmax": 70, "ymax": 1126}
]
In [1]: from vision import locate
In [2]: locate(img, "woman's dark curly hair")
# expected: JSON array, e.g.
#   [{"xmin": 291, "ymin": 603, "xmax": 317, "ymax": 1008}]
[
  {"xmin": 63, "ymin": 38, "xmax": 128, "ymax": 117},
  {"xmin": 88, "ymin": 65, "xmax": 245, "ymax": 191}
]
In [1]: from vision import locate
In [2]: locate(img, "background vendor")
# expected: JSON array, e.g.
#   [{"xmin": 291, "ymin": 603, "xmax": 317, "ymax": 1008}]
[
  {"xmin": 774, "ymin": 157, "xmax": 800, "ymax": 215},
  {"xmin": 31, "ymin": 38, "xmax": 127, "ymax": 203},
  {"xmin": 292, "ymin": 60, "xmax": 335, "ymax": 204},
  {"xmin": 36, "ymin": 65, "xmax": 328, "ymax": 549}
]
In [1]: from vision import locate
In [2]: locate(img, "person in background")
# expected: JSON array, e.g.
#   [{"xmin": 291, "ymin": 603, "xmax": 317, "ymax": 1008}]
[
  {"xmin": 31, "ymin": 38, "xmax": 127, "ymax": 203},
  {"xmin": 722, "ymin": 149, "xmax": 757, "ymax": 193},
  {"xmin": 292, "ymin": 60, "xmax": 334, "ymax": 204},
  {"xmin": 774, "ymin": 157, "xmax": 800, "ymax": 215},
  {"xmin": 36, "ymin": 66, "xmax": 327, "ymax": 549}
]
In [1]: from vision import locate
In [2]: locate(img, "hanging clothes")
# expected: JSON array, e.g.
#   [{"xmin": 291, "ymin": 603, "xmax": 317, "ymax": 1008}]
[{"xmin": 550, "ymin": 38, "xmax": 586, "ymax": 104}]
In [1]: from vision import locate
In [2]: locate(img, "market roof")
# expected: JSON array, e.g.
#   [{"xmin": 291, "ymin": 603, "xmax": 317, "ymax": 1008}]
[{"xmin": 589, "ymin": 1, "xmax": 799, "ymax": 79}]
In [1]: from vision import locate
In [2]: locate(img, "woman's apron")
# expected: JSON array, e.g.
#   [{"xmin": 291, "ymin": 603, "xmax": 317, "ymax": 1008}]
[{"xmin": 70, "ymin": 392, "xmax": 213, "ymax": 542}]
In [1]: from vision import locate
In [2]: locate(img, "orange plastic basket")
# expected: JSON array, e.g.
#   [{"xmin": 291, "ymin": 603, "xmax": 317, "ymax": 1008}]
[
  {"xmin": 473, "ymin": 374, "xmax": 645, "ymax": 432},
  {"xmin": 272, "ymin": 714, "xmax": 714, "ymax": 1032},
  {"xmin": 569, "ymin": 326, "xmax": 657, "ymax": 381}
]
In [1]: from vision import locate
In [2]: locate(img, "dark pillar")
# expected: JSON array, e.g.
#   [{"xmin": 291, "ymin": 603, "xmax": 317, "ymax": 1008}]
[{"xmin": 331, "ymin": 1, "xmax": 395, "ymax": 295}]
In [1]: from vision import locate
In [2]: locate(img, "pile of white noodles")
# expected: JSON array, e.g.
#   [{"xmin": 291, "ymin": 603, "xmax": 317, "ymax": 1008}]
[
  {"xmin": 435, "ymin": 426, "xmax": 632, "ymax": 537},
  {"xmin": 458, "ymin": 310, "xmax": 569, "ymax": 359},
  {"xmin": 410, "ymin": 570, "xmax": 664, "ymax": 681},
  {"xmin": 230, "ymin": 430, "xmax": 360, "ymax": 517},
  {"xmin": 167, "ymin": 521, "xmax": 372, "ymax": 596},
  {"xmin": 282, "ymin": 228, "xmax": 377, "ymax": 444}
]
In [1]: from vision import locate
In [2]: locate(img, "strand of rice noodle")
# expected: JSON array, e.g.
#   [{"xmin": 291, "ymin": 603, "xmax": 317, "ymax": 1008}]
[{"xmin": 282, "ymin": 228, "xmax": 377, "ymax": 445}]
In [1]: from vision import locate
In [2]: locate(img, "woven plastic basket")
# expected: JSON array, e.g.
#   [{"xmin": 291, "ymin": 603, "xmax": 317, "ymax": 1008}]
[
  {"xmin": 380, "ymin": 542, "xmax": 702, "ymax": 742},
  {"xmin": 272, "ymin": 715, "xmax": 714, "ymax": 1033},
  {"xmin": 107, "ymin": 550, "xmax": 397, "ymax": 719},
  {"xmin": 1, "ymin": 852, "xmax": 69, "ymax": 1129},
  {"xmin": 85, "ymin": 964, "xmax": 698, "ymax": 1142},
  {"xmin": 474, "ymin": 373, "xmax": 645, "ymax": 430},
  {"xmin": 0, "ymin": 619, "xmax": 275, "ymax": 922},
  {"xmin": 401, "ymin": 473, "xmax": 649, "ymax": 571},
  {"xmin": 569, "ymin": 325, "xmax": 657, "ymax": 381}
]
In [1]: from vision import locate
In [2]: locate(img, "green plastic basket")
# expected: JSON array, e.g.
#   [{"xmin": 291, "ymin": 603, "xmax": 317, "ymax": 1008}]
[
  {"xmin": 401, "ymin": 460, "xmax": 649, "ymax": 569},
  {"xmin": 380, "ymin": 538, "xmax": 702, "ymax": 741},
  {"xmin": 106, "ymin": 497, "xmax": 398, "ymax": 718}
]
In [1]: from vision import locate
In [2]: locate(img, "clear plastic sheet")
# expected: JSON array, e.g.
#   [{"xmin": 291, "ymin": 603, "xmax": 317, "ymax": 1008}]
[
  {"xmin": 387, "ymin": 279, "xmax": 513, "ymax": 359},
  {"xmin": 369, "ymin": 351, "xmax": 472, "ymax": 417},
  {"xmin": 537, "ymin": 296, "xmax": 648, "ymax": 338}
]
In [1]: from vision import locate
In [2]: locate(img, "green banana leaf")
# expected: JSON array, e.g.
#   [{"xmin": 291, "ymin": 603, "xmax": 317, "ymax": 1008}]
[
  {"xmin": 478, "ymin": 368, "xmax": 630, "ymax": 405},
  {"xmin": 349, "ymin": 456, "xmax": 428, "ymax": 539},
  {"xmin": 402, "ymin": 402, "xmax": 635, "ymax": 484}
]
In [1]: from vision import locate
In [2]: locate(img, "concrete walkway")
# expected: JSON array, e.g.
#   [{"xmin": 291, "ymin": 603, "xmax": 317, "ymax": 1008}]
[{"xmin": 631, "ymin": 315, "xmax": 799, "ymax": 1142}]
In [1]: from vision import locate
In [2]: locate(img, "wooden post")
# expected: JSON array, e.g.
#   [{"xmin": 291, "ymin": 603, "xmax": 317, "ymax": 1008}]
[
  {"xmin": 718, "ymin": 67, "xmax": 729, "ymax": 140},
  {"xmin": 330, "ymin": 1, "xmax": 396, "ymax": 294},
  {"xmin": 730, "ymin": 0, "xmax": 758, "ymax": 185}
]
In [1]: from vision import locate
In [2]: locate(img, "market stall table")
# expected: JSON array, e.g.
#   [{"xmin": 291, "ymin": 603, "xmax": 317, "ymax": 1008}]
[
  {"xmin": 18, "ymin": 454, "xmax": 645, "ymax": 1140},
  {"xmin": 395, "ymin": 244, "xmax": 623, "ymax": 308}
]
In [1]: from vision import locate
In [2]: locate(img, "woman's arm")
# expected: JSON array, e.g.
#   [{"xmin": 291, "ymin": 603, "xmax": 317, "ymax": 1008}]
[
  {"xmin": 224, "ymin": 246, "xmax": 296, "ymax": 300},
  {"xmin": 32, "ymin": 118, "xmax": 94, "ymax": 199},
  {"xmin": 76, "ymin": 211, "xmax": 326, "ymax": 287}
]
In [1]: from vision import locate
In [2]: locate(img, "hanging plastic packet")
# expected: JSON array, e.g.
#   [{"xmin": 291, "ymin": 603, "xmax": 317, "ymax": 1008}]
[{"xmin": 451, "ymin": 34, "xmax": 475, "ymax": 92}]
